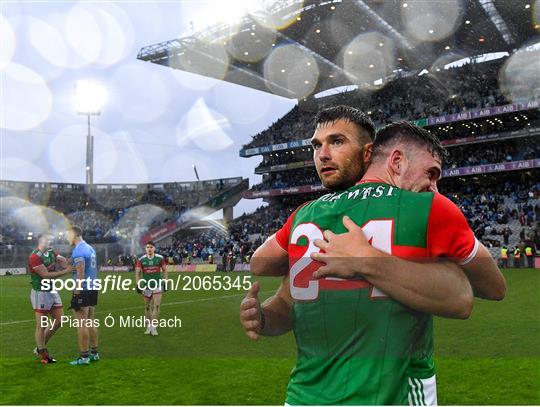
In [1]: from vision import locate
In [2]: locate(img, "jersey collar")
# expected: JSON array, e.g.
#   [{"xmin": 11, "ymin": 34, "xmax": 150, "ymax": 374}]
[{"xmin": 355, "ymin": 178, "xmax": 390, "ymax": 186}]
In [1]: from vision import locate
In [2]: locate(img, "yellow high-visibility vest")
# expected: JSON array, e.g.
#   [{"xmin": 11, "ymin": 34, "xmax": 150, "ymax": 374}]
[
  {"xmin": 501, "ymin": 248, "xmax": 508, "ymax": 259},
  {"xmin": 525, "ymin": 247, "xmax": 533, "ymax": 256}
]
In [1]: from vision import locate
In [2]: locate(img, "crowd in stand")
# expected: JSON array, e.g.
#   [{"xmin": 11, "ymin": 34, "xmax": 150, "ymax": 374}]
[
  {"xmin": 445, "ymin": 137, "xmax": 540, "ymax": 168},
  {"xmin": 250, "ymin": 137, "xmax": 540, "ymax": 192},
  {"xmin": 0, "ymin": 179, "xmax": 238, "ymax": 246},
  {"xmin": 151, "ymin": 178, "xmax": 539, "ymax": 266},
  {"xmin": 447, "ymin": 179, "xmax": 540, "ymax": 249},
  {"xmin": 243, "ymin": 59, "xmax": 516, "ymax": 150}
]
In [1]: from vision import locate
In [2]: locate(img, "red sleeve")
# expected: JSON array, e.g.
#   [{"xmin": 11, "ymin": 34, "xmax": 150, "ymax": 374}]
[
  {"xmin": 274, "ymin": 203, "xmax": 310, "ymax": 251},
  {"xmin": 161, "ymin": 257, "xmax": 167, "ymax": 268},
  {"xmin": 28, "ymin": 254, "xmax": 43, "ymax": 273},
  {"xmin": 135, "ymin": 259, "xmax": 142, "ymax": 269},
  {"xmin": 427, "ymin": 193, "xmax": 479, "ymax": 264}
]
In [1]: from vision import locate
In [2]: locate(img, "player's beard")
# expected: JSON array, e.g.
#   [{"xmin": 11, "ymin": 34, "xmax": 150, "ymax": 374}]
[{"xmin": 320, "ymin": 152, "xmax": 368, "ymax": 192}]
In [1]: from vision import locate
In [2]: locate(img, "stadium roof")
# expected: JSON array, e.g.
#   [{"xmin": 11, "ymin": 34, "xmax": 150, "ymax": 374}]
[{"xmin": 137, "ymin": 0, "xmax": 538, "ymax": 99}]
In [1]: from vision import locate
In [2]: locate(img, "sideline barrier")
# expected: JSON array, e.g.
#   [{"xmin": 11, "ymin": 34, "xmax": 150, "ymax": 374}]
[
  {"xmin": 100, "ymin": 266, "xmax": 131, "ymax": 272},
  {"xmin": 166, "ymin": 264, "xmax": 218, "ymax": 272},
  {"xmin": 0, "ymin": 267, "xmax": 26, "ymax": 276}
]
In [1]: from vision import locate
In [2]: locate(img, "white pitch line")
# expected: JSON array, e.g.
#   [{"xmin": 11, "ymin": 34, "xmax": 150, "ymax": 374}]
[{"xmin": 0, "ymin": 290, "xmax": 274, "ymax": 326}]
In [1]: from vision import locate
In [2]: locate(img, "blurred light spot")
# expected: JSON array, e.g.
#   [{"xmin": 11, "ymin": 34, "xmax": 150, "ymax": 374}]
[
  {"xmin": 176, "ymin": 98, "xmax": 233, "ymax": 151},
  {"xmin": 343, "ymin": 32, "xmax": 396, "ymax": 90},
  {"xmin": 1, "ymin": 63, "xmax": 52, "ymax": 131},
  {"xmin": 0, "ymin": 158, "xmax": 48, "ymax": 182},
  {"xmin": 534, "ymin": 0, "xmax": 540, "ymax": 30},
  {"xmin": 112, "ymin": 62, "xmax": 170, "ymax": 123},
  {"xmin": 65, "ymin": 3, "xmax": 103, "ymax": 63},
  {"xmin": 48, "ymin": 124, "xmax": 105, "ymax": 182},
  {"xmin": 28, "ymin": 17, "xmax": 69, "ymax": 69},
  {"xmin": 169, "ymin": 40, "xmax": 229, "ymax": 81},
  {"xmin": 226, "ymin": 21, "xmax": 276, "ymax": 63},
  {"xmin": 499, "ymin": 45, "xmax": 540, "ymax": 103},
  {"xmin": 75, "ymin": 80, "xmax": 107, "ymax": 114},
  {"xmin": 402, "ymin": 0, "xmax": 463, "ymax": 42},
  {"xmin": 92, "ymin": 3, "xmax": 136, "ymax": 66},
  {"xmin": 209, "ymin": 82, "xmax": 274, "ymax": 126},
  {"xmin": 0, "ymin": 15, "xmax": 16, "ymax": 69},
  {"xmin": 264, "ymin": 45, "xmax": 319, "ymax": 99},
  {"xmin": 114, "ymin": 204, "xmax": 166, "ymax": 238}
]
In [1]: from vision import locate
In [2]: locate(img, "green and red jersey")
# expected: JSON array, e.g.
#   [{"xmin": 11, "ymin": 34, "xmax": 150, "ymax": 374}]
[
  {"xmin": 28, "ymin": 248, "xmax": 58, "ymax": 291},
  {"xmin": 275, "ymin": 181, "xmax": 477, "ymax": 405},
  {"xmin": 136, "ymin": 254, "xmax": 166, "ymax": 281}
]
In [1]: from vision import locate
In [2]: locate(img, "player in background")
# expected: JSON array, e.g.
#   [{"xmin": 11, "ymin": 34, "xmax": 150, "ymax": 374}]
[
  {"xmin": 68, "ymin": 226, "xmax": 99, "ymax": 365},
  {"xmin": 135, "ymin": 241, "xmax": 168, "ymax": 336},
  {"xmin": 28, "ymin": 232, "xmax": 73, "ymax": 364},
  {"xmin": 242, "ymin": 109, "xmax": 505, "ymax": 404}
]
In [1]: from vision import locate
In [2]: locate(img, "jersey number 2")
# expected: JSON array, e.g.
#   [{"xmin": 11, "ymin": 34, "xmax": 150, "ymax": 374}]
[{"xmin": 290, "ymin": 220, "xmax": 393, "ymax": 300}]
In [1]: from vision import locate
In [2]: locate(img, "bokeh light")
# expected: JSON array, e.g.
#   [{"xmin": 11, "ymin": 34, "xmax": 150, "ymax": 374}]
[
  {"xmin": 65, "ymin": 3, "xmax": 103, "ymax": 64},
  {"xmin": 209, "ymin": 83, "xmax": 274, "ymax": 126},
  {"xmin": 0, "ymin": 14, "xmax": 16, "ymax": 69},
  {"xmin": 168, "ymin": 40, "xmax": 230, "ymax": 82},
  {"xmin": 499, "ymin": 44, "xmax": 540, "ymax": 103},
  {"xmin": 225, "ymin": 21, "xmax": 276, "ymax": 63},
  {"xmin": 1, "ymin": 196, "xmax": 71, "ymax": 236},
  {"xmin": 264, "ymin": 44, "xmax": 319, "ymax": 99},
  {"xmin": 342, "ymin": 32, "xmax": 396, "ymax": 90},
  {"xmin": 534, "ymin": 0, "xmax": 540, "ymax": 31},
  {"xmin": 28, "ymin": 17, "xmax": 69, "ymax": 69},
  {"xmin": 111, "ymin": 62, "xmax": 170, "ymax": 124},
  {"xmin": 0, "ymin": 158, "xmax": 48, "ymax": 183},
  {"xmin": 74, "ymin": 80, "xmax": 107, "ymax": 114},
  {"xmin": 176, "ymin": 98, "xmax": 233, "ymax": 151},
  {"xmin": 91, "ymin": 2, "xmax": 135, "ymax": 66},
  {"xmin": 113, "ymin": 204, "xmax": 167, "ymax": 241},
  {"xmin": 258, "ymin": 0, "xmax": 304, "ymax": 30},
  {"xmin": 401, "ymin": 0, "xmax": 464, "ymax": 43},
  {"xmin": 47, "ymin": 124, "xmax": 101, "ymax": 182},
  {"xmin": 0, "ymin": 63, "xmax": 53, "ymax": 131}
]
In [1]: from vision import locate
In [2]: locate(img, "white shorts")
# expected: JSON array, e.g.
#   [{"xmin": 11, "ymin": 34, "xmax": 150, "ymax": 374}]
[
  {"xmin": 409, "ymin": 375, "xmax": 437, "ymax": 406},
  {"xmin": 30, "ymin": 289, "xmax": 62, "ymax": 313},
  {"xmin": 143, "ymin": 288, "xmax": 162, "ymax": 299}
]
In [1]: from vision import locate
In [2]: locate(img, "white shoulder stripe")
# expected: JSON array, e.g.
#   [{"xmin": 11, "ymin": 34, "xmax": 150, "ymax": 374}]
[{"xmin": 458, "ymin": 237, "xmax": 479, "ymax": 265}]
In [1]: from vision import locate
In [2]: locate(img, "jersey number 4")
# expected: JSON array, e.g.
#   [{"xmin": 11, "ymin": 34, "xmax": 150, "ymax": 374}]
[{"xmin": 290, "ymin": 220, "xmax": 393, "ymax": 300}]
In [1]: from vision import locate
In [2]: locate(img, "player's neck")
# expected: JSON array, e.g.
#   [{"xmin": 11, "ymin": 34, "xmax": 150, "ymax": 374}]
[
  {"xmin": 361, "ymin": 166, "xmax": 395, "ymax": 187},
  {"xmin": 37, "ymin": 244, "xmax": 47, "ymax": 252}
]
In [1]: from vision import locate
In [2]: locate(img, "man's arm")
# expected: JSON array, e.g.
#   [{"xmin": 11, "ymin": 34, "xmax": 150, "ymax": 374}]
[
  {"xmin": 250, "ymin": 234, "xmax": 289, "ymax": 276},
  {"xmin": 240, "ymin": 277, "xmax": 292, "ymax": 340},
  {"xmin": 32, "ymin": 264, "xmax": 72, "ymax": 279},
  {"xmin": 73, "ymin": 261, "xmax": 85, "ymax": 294},
  {"xmin": 311, "ymin": 216, "xmax": 474, "ymax": 319},
  {"xmin": 460, "ymin": 243, "xmax": 506, "ymax": 300}
]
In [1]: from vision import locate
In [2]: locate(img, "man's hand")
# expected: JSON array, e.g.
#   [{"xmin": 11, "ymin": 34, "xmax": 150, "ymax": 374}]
[
  {"xmin": 310, "ymin": 216, "xmax": 383, "ymax": 279},
  {"xmin": 240, "ymin": 281, "xmax": 262, "ymax": 341}
]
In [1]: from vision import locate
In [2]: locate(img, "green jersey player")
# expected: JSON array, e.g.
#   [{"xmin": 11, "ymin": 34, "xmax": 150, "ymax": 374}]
[
  {"xmin": 242, "ymin": 108, "xmax": 505, "ymax": 405},
  {"xmin": 135, "ymin": 241, "xmax": 168, "ymax": 336}
]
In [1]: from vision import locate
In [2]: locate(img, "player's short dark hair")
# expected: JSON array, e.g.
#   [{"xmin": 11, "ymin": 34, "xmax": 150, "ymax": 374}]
[
  {"xmin": 71, "ymin": 225, "xmax": 83, "ymax": 237},
  {"xmin": 146, "ymin": 241, "xmax": 156, "ymax": 247},
  {"xmin": 372, "ymin": 121, "xmax": 448, "ymax": 163},
  {"xmin": 314, "ymin": 105, "xmax": 375, "ymax": 144}
]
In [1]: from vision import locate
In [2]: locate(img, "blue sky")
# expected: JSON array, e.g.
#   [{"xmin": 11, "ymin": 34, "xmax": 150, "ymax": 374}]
[{"xmin": 1, "ymin": 1, "xmax": 297, "ymax": 216}]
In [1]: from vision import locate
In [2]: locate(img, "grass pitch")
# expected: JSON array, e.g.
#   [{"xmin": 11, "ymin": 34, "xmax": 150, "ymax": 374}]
[{"xmin": 1, "ymin": 269, "xmax": 538, "ymax": 405}]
